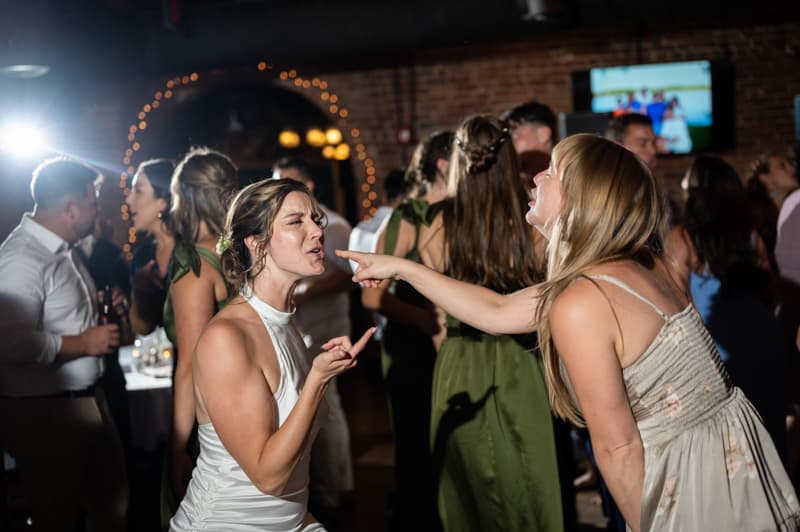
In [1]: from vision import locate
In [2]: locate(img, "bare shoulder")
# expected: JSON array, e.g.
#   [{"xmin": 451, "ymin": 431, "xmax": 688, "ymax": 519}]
[
  {"xmin": 551, "ymin": 277, "xmax": 608, "ymax": 329},
  {"xmin": 196, "ymin": 317, "xmax": 248, "ymax": 362}
]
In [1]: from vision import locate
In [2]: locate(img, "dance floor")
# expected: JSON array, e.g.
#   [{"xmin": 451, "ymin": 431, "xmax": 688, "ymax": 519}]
[{"xmin": 2, "ymin": 338, "xmax": 608, "ymax": 532}]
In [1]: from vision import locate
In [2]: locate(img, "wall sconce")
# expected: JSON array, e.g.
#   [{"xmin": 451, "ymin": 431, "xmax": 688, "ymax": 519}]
[
  {"xmin": 333, "ymin": 143, "xmax": 350, "ymax": 161},
  {"xmin": 306, "ymin": 128, "xmax": 326, "ymax": 147},
  {"xmin": 278, "ymin": 129, "xmax": 301, "ymax": 148},
  {"xmin": 325, "ymin": 127, "xmax": 342, "ymax": 145}
]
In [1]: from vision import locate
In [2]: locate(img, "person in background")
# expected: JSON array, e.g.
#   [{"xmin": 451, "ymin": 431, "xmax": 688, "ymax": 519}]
[
  {"xmin": 645, "ymin": 90, "xmax": 667, "ymax": 136},
  {"xmin": 79, "ymin": 216, "xmax": 134, "ymax": 462},
  {"xmin": 361, "ymin": 132, "xmax": 453, "ymax": 531},
  {"xmin": 415, "ymin": 116, "xmax": 563, "ymax": 532},
  {"xmin": 170, "ymin": 177, "xmax": 375, "ymax": 531},
  {"xmin": 347, "ymin": 168, "xmax": 409, "ymax": 278},
  {"xmin": 79, "ymin": 217, "xmax": 131, "ymax": 297},
  {"xmin": 606, "ymin": 113, "xmax": 658, "ymax": 171},
  {"xmin": 272, "ymin": 157, "xmax": 356, "ymax": 522},
  {"xmin": 0, "ymin": 157, "xmax": 127, "ymax": 531},
  {"xmin": 341, "ymin": 133, "xmax": 800, "ymax": 532},
  {"xmin": 161, "ymin": 147, "xmax": 240, "ymax": 529},
  {"xmin": 774, "ymin": 156, "xmax": 800, "ymax": 489},
  {"xmin": 747, "ymin": 153, "xmax": 799, "ymax": 273},
  {"xmin": 502, "ymin": 100, "xmax": 558, "ymax": 191},
  {"xmin": 659, "ymin": 102, "xmax": 692, "ymax": 154},
  {"xmin": 126, "ymin": 158, "xmax": 176, "ymax": 336},
  {"xmin": 669, "ymin": 154, "xmax": 787, "ymax": 461}
]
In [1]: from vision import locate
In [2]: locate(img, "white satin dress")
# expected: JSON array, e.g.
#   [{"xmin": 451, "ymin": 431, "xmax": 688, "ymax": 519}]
[{"xmin": 170, "ymin": 292, "xmax": 326, "ymax": 532}]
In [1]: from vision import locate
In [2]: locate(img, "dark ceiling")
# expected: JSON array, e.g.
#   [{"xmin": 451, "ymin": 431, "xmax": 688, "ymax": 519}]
[{"xmin": 1, "ymin": 0, "xmax": 798, "ymax": 81}]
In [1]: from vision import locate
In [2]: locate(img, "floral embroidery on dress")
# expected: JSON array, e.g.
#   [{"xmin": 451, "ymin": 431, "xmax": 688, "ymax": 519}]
[
  {"xmin": 658, "ymin": 386, "xmax": 683, "ymax": 419},
  {"xmin": 665, "ymin": 320, "xmax": 687, "ymax": 348},
  {"xmin": 656, "ymin": 475, "xmax": 679, "ymax": 517},
  {"xmin": 725, "ymin": 418, "xmax": 757, "ymax": 479}
]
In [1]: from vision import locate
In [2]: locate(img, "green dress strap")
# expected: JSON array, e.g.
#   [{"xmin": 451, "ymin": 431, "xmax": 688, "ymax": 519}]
[
  {"xmin": 162, "ymin": 241, "xmax": 232, "ymax": 346},
  {"xmin": 383, "ymin": 198, "xmax": 444, "ymax": 260}
]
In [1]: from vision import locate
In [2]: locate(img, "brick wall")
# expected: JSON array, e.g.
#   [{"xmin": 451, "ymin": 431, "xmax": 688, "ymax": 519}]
[
  {"xmin": 4, "ymin": 21, "xmax": 795, "ymax": 242},
  {"xmin": 311, "ymin": 22, "xmax": 799, "ymax": 216}
]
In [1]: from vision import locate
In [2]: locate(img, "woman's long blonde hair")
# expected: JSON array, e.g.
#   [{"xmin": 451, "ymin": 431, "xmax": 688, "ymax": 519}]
[{"xmin": 536, "ymin": 134, "xmax": 669, "ymax": 425}]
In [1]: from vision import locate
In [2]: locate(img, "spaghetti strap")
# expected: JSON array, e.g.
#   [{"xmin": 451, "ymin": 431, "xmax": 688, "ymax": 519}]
[{"xmin": 585, "ymin": 273, "xmax": 671, "ymax": 321}]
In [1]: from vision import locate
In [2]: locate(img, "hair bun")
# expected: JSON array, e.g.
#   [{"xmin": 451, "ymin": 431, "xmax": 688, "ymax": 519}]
[
  {"xmin": 458, "ymin": 129, "xmax": 508, "ymax": 175},
  {"xmin": 465, "ymin": 145, "xmax": 498, "ymax": 175}
]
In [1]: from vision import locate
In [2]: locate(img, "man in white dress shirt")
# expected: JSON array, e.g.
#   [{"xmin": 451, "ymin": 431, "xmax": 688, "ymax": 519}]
[
  {"xmin": 0, "ymin": 157, "xmax": 128, "ymax": 531},
  {"xmin": 273, "ymin": 158, "xmax": 355, "ymax": 517}
]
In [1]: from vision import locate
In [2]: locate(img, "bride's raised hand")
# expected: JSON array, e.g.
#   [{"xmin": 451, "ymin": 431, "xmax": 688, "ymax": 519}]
[
  {"xmin": 335, "ymin": 250, "xmax": 404, "ymax": 288},
  {"xmin": 311, "ymin": 327, "xmax": 376, "ymax": 383}
]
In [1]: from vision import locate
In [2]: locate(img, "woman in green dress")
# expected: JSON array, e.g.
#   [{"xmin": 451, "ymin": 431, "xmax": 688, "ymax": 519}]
[
  {"xmin": 160, "ymin": 147, "xmax": 240, "ymax": 528},
  {"xmin": 415, "ymin": 115, "xmax": 562, "ymax": 531},
  {"xmin": 361, "ymin": 131, "xmax": 452, "ymax": 530}
]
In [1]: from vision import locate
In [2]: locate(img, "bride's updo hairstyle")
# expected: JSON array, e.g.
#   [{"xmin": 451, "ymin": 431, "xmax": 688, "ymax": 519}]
[
  {"xmin": 219, "ymin": 178, "xmax": 325, "ymax": 290},
  {"xmin": 536, "ymin": 133, "xmax": 669, "ymax": 425}
]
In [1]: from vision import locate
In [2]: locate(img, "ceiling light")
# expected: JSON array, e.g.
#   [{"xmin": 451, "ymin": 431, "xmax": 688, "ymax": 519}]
[
  {"xmin": 0, "ymin": 123, "xmax": 48, "ymax": 158},
  {"xmin": 0, "ymin": 65, "xmax": 51, "ymax": 79}
]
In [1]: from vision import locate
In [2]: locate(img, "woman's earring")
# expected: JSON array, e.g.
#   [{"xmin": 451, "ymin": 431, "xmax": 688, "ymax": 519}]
[{"xmin": 157, "ymin": 211, "xmax": 163, "ymax": 219}]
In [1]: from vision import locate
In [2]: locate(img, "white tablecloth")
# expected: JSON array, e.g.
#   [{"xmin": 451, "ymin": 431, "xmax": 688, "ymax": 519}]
[{"xmin": 120, "ymin": 345, "xmax": 172, "ymax": 452}]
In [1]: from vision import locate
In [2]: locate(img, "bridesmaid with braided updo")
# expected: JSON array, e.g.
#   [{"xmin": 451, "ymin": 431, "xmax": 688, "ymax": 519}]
[{"xmin": 414, "ymin": 115, "xmax": 563, "ymax": 531}]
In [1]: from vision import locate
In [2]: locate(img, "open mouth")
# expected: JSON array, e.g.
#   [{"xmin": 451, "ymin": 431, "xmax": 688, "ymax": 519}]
[{"xmin": 307, "ymin": 246, "xmax": 325, "ymax": 259}]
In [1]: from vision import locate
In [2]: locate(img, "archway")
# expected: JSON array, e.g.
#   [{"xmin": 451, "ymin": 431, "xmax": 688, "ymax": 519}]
[{"xmin": 118, "ymin": 62, "xmax": 378, "ymax": 258}]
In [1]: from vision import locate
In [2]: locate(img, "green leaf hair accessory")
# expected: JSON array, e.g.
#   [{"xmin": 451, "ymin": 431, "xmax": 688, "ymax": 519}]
[{"xmin": 216, "ymin": 233, "xmax": 233, "ymax": 255}]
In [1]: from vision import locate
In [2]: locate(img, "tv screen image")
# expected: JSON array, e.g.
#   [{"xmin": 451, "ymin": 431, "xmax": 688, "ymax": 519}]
[{"xmin": 586, "ymin": 60, "xmax": 715, "ymax": 154}]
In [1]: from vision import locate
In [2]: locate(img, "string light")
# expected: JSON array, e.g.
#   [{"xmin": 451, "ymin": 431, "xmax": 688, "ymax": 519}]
[{"xmin": 117, "ymin": 63, "xmax": 379, "ymax": 258}]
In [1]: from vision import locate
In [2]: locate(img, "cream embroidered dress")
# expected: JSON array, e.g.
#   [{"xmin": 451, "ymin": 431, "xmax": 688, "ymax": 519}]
[{"xmin": 588, "ymin": 275, "xmax": 800, "ymax": 531}]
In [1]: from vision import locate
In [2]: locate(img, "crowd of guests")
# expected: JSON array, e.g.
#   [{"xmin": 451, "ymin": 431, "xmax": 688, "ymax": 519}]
[{"xmin": 0, "ymin": 97, "xmax": 798, "ymax": 532}]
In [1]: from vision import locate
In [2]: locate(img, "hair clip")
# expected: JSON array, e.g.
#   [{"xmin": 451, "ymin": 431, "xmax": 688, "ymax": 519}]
[
  {"xmin": 216, "ymin": 233, "xmax": 233, "ymax": 255},
  {"xmin": 488, "ymin": 135, "xmax": 507, "ymax": 152}
]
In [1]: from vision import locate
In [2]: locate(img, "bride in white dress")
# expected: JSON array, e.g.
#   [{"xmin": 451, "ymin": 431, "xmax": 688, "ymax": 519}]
[{"xmin": 170, "ymin": 178, "xmax": 374, "ymax": 532}]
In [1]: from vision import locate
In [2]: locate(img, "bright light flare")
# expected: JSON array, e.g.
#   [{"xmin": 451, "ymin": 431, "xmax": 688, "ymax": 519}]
[{"xmin": 1, "ymin": 123, "xmax": 48, "ymax": 158}]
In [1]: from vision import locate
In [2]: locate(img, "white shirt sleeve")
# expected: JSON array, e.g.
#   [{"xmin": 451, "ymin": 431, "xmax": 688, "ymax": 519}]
[{"xmin": 0, "ymin": 256, "xmax": 62, "ymax": 365}]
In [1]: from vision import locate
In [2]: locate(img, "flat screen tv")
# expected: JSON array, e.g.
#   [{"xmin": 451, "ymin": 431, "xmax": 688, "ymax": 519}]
[{"xmin": 572, "ymin": 60, "xmax": 735, "ymax": 153}]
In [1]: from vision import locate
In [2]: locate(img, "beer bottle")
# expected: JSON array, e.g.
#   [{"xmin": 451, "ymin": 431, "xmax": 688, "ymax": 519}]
[{"xmin": 100, "ymin": 284, "xmax": 115, "ymax": 325}]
